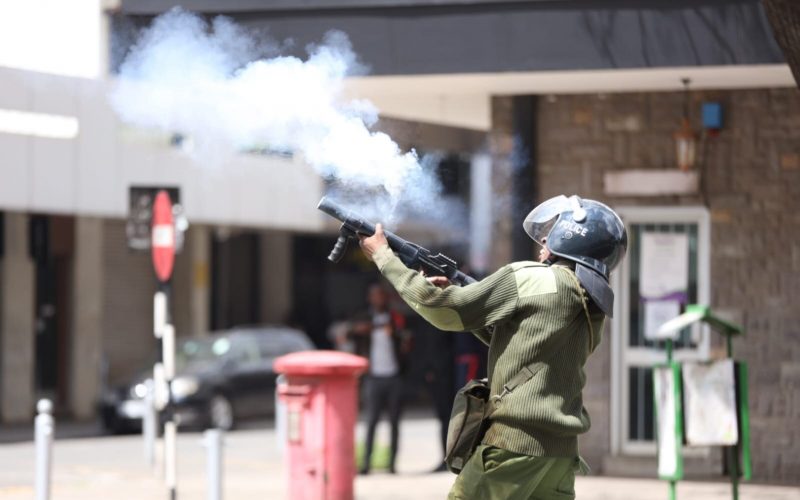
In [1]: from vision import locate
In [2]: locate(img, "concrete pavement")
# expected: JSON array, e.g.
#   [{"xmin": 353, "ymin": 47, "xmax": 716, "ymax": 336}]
[{"xmin": 0, "ymin": 415, "xmax": 797, "ymax": 499}]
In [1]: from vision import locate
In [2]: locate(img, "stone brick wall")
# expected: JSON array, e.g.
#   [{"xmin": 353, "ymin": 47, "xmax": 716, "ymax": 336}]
[{"xmin": 518, "ymin": 87, "xmax": 800, "ymax": 482}]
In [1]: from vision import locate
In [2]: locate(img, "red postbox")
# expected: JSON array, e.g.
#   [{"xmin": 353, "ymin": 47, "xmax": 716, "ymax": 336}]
[{"xmin": 274, "ymin": 350, "xmax": 368, "ymax": 500}]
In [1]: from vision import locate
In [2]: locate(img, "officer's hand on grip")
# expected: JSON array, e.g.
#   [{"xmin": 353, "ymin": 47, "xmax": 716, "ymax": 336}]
[
  {"xmin": 425, "ymin": 275, "xmax": 452, "ymax": 289},
  {"xmin": 358, "ymin": 223, "xmax": 389, "ymax": 261}
]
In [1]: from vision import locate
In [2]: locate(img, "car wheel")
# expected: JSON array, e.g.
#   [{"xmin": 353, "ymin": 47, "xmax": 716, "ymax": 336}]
[{"xmin": 209, "ymin": 394, "xmax": 234, "ymax": 430}]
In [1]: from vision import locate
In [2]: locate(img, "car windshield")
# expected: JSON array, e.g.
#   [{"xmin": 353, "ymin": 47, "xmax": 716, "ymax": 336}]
[{"xmin": 175, "ymin": 337, "xmax": 232, "ymax": 371}]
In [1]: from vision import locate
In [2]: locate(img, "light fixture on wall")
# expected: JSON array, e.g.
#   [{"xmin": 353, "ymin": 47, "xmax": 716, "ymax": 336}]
[
  {"xmin": 674, "ymin": 78, "xmax": 697, "ymax": 171},
  {"xmin": 0, "ymin": 108, "xmax": 79, "ymax": 139}
]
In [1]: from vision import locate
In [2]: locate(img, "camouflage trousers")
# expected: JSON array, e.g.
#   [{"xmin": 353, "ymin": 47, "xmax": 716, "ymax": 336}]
[{"xmin": 448, "ymin": 445, "xmax": 585, "ymax": 500}]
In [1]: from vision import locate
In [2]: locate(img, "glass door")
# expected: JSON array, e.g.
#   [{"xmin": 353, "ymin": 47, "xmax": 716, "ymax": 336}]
[{"xmin": 610, "ymin": 207, "xmax": 710, "ymax": 455}]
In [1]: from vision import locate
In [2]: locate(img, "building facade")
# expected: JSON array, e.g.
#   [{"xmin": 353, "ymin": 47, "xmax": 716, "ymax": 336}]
[
  {"xmin": 0, "ymin": 0, "xmax": 797, "ymax": 485},
  {"xmin": 490, "ymin": 88, "xmax": 800, "ymax": 481}
]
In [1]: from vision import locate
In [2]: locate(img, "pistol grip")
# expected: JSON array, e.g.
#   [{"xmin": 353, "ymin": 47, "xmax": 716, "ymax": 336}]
[{"xmin": 328, "ymin": 234, "xmax": 350, "ymax": 263}]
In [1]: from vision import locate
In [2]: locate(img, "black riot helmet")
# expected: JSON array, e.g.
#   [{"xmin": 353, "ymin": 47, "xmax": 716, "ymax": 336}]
[{"xmin": 523, "ymin": 195, "xmax": 627, "ymax": 317}]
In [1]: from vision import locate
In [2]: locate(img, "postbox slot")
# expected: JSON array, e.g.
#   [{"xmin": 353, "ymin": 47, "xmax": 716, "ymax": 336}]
[{"xmin": 279, "ymin": 384, "xmax": 313, "ymax": 398}]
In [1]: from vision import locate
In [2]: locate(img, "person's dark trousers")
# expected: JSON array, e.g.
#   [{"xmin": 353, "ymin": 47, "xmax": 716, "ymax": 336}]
[
  {"xmin": 362, "ymin": 374, "xmax": 404, "ymax": 473},
  {"xmin": 426, "ymin": 371, "xmax": 454, "ymax": 472},
  {"xmin": 430, "ymin": 363, "xmax": 454, "ymax": 457}
]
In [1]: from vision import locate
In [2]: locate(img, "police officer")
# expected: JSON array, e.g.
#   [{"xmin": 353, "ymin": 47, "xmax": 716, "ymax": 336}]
[{"xmin": 359, "ymin": 195, "xmax": 627, "ymax": 499}]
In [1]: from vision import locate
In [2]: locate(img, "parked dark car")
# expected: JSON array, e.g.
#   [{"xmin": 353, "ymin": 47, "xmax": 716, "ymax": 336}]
[{"xmin": 99, "ymin": 326, "xmax": 315, "ymax": 433}]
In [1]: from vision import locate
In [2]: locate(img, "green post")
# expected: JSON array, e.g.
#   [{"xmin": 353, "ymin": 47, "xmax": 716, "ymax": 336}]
[
  {"xmin": 737, "ymin": 363, "xmax": 753, "ymax": 481},
  {"xmin": 668, "ymin": 338, "xmax": 676, "ymax": 500},
  {"xmin": 728, "ymin": 445, "xmax": 739, "ymax": 500},
  {"xmin": 725, "ymin": 331, "xmax": 738, "ymax": 500},
  {"xmin": 664, "ymin": 340, "xmax": 678, "ymax": 500}
]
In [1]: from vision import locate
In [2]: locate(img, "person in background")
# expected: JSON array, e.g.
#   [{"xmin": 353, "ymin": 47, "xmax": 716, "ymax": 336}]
[{"xmin": 346, "ymin": 283, "xmax": 412, "ymax": 474}]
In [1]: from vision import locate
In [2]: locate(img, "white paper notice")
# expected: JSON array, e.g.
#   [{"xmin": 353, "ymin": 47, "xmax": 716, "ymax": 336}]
[
  {"xmin": 682, "ymin": 360, "xmax": 739, "ymax": 446},
  {"xmin": 640, "ymin": 232, "xmax": 689, "ymax": 299},
  {"xmin": 654, "ymin": 366, "xmax": 681, "ymax": 479},
  {"xmin": 644, "ymin": 300, "xmax": 682, "ymax": 340}
]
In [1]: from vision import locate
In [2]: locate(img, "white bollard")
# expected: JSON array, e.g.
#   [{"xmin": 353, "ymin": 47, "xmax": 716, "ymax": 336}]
[
  {"xmin": 203, "ymin": 429, "xmax": 224, "ymax": 500},
  {"xmin": 34, "ymin": 399, "xmax": 54, "ymax": 500},
  {"xmin": 143, "ymin": 379, "xmax": 157, "ymax": 467}
]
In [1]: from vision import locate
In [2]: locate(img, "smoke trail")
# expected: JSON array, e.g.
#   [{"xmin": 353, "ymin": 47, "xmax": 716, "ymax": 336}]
[{"xmin": 109, "ymin": 8, "xmax": 445, "ymax": 222}]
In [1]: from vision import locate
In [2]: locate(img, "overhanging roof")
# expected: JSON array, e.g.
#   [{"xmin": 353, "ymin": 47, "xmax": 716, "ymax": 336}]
[
  {"xmin": 112, "ymin": 1, "xmax": 792, "ymax": 131},
  {"xmin": 345, "ymin": 64, "xmax": 795, "ymax": 130},
  {"xmin": 118, "ymin": 0, "xmax": 567, "ymax": 15},
  {"xmin": 113, "ymin": 0, "xmax": 785, "ymax": 76}
]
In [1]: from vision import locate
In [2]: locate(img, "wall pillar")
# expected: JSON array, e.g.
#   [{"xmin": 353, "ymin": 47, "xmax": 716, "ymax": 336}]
[
  {"xmin": 488, "ymin": 95, "xmax": 538, "ymax": 270},
  {"xmin": 70, "ymin": 217, "xmax": 104, "ymax": 419},
  {"xmin": 469, "ymin": 153, "xmax": 492, "ymax": 274},
  {"xmin": 488, "ymin": 96, "xmax": 516, "ymax": 269},
  {"xmin": 259, "ymin": 231, "xmax": 292, "ymax": 324},
  {"xmin": 1, "ymin": 213, "xmax": 36, "ymax": 422}
]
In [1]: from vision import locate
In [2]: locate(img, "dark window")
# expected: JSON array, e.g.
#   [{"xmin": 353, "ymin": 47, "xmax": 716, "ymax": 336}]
[
  {"xmin": 211, "ymin": 232, "xmax": 260, "ymax": 330},
  {"xmin": 628, "ymin": 366, "xmax": 655, "ymax": 441}
]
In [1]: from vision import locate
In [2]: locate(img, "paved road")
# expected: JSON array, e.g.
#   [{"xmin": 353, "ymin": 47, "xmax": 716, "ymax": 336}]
[{"xmin": 0, "ymin": 416, "xmax": 797, "ymax": 499}]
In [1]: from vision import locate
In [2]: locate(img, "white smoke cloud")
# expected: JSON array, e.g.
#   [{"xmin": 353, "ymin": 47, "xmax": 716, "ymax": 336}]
[{"xmin": 109, "ymin": 8, "xmax": 446, "ymax": 222}]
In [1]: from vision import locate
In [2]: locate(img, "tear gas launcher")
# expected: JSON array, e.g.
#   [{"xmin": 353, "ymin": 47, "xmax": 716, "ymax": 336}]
[{"xmin": 317, "ymin": 197, "xmax": 477, "ymax": 286}]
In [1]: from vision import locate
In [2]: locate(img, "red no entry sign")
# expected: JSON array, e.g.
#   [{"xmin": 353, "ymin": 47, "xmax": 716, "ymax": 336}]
[{"xmin": 151, "ymin": 190, "xmax": 175, "ymax": 283}]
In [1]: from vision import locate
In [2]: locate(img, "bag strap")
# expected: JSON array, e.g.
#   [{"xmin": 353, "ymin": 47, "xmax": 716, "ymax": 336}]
[
  {"xmin": 559, "ymin": 266, "xmax": 596, "ymax": 353},
  {"xmin": 488, "ymin": 266, "xmax": 595, "ymax": 413}
]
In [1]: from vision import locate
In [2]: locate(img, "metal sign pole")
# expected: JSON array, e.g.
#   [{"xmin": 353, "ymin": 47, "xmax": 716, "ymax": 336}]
[
  {"xmin": 151, "ymin": 289, "xmax": 168, "ymax": 472},
  {"xmin": 728, "ymin": 445, "xmax": 739, "ymax": 500},
  {"xmin": 163, "ymin": 321, "xmax": 177, "ymax": 500},
  {"xmin": 165, "ymin": 419, "xmax": 177, "ymax": 500},
  {"xmin": 726, "ymin": 331, "xmax": 739, "ymax": 500},
  {"xmin": 151, "ymin": 189, "xmax": 178, "ymax": 500},
  {"xmin": 665, "ymin": 338, "xmax": 677, "ymax": 500},
  {"xmin": 143, "ymin": 378, "xmax": 157, "ymax": 467}
]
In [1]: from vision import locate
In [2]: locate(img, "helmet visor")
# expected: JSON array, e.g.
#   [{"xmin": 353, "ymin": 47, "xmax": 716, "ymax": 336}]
[{"xmin": 522, "ymin": 195, "xmax": 571, "ymax": 244}]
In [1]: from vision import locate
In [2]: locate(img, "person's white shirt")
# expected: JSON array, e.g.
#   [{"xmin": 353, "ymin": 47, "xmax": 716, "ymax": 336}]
[{"xmin": 369, "ymin": 311, "xmax": 399, "ymax": 377}]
